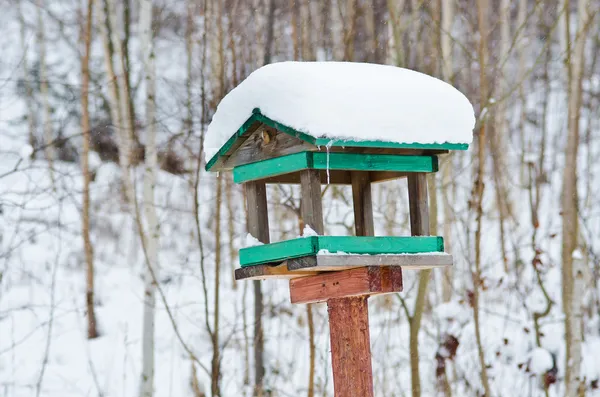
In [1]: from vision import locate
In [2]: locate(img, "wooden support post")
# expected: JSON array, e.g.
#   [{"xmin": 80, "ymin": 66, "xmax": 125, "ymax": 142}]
[
  {"xmin": 328, "ymin": 296, "xmax": 373, "ymax": 397},
  {"xmin": 351, "ymin": 171, "xmax": 374, "ymax": 237},
  {"xmin": 300, "ymin": 169, "xmax": 324, "ymax": 234},
  {"xmin": 300, "ymin": 168, "xmax": 378, "ymax": 396},
  {"xmin": 407, "ymin": 173, "xmax": 430, "ymax": 236},
  {"xmin": 245, "ymin": 180, "xmax": 270, "ymax": 396}
]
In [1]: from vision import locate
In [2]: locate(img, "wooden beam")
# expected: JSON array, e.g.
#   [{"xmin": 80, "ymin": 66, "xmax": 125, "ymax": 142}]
[
  {"xmin": 232, "ymin": 152, "xmax": 438, "ymax": 184},
  {"xmin": 289, "ymin": 266, "xmax": 403, "ymax": 304},
  {"xmin": 328, "ymin": 296, "xmax": 374, "ymax": 397},
  {"xmin": 351, "ymin": 171, "xmax": 374, "ymax": 237},
  {"xmin": 245, "ymin": 181, "xmax": 270, "ymax": 243},
  {"xmin": 234, "ymin": 263, "xmax": 317, "ymax": 281},
  {"xmin": 408, "ymin": 173, "xmax": 430, "ymax": 236},
  {"xmin": 286, "ymin": 253, "xmax": 453, "ymax": 272},
  {"xmin": 300, "ymin": 168, "xmax": 324, "ymax": 234}
]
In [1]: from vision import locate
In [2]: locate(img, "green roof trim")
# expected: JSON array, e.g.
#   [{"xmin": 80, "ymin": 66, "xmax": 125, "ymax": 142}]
[
  {"xmin": 205, "ymin": 108, "xmax": 469, "ymax": 172},
  {"xmin": 232, "ymin": 151, "xmax": 439, "ymax": 183},
  {"xmin": 239, "ymin": 236, "xmax": 445, "ymax": 267}
]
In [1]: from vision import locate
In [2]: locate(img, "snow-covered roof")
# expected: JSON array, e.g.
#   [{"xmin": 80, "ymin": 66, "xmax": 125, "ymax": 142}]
[{"xmin": 204, "ymin": 62, "xmax": 475, "ymax": 160}]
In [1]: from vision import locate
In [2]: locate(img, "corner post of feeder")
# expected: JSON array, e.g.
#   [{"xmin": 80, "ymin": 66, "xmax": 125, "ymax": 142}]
[
  {"xmin": 300, "ymin": 169, "xmax": 324, "ymax": 234},
  {"xmin": 244, "ymin": 180, "xmax": 270, "ymax": 393},
  {"xmin": 351, "ymin": 171, "xmax": 374, "ymax": 237},
  {"xmin": 407, "ymin": 173, "xmax": 430, "ymax": 236}
]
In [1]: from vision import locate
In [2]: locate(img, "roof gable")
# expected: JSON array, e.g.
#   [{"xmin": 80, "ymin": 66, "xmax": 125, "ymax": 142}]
[{"xmin": 205, "ymin": 109, "xmax": 468, "ymax": 172}]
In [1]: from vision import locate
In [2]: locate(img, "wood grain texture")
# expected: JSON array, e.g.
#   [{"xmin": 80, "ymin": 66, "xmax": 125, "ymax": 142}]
[
  {"xmin": 408, "ymin": 173, "xmax": 430, "ymax": 236},
  {"xmin": 300, "ymin": 168, "xmax": 324, "ymax": 234},
  {"xmin": 234, "ymin": 264, "xmax": 317, "ymax": 280},
  {"xmin": 327, "ymin": 296, "xmax": 374, "ymax": 397},
  {"xmin": 351, "ymin": 171, "xmax": 374, "ymax": 237},
  {"xmin": 245, "ymin": 181, "xmax": 270, "ymax": 244},
  {"xmin": 286, "ymin": 253, "xmax": 453, "ymax": 271},
  {"xmin": 289, "ymin": 266, "xmax": 403, "ymax": 304}
]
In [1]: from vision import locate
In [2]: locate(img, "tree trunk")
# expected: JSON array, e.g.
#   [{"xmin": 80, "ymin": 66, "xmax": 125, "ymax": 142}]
[
  {"xmin": 562, "ymin": 1, "xmax": 591, "ymax": 395},
  {"xmin": 81, "ymin": 0, "xmax": 98, "ymax": 341},
  {"xmin": 18, "ymin": 3, "xmax": 36, "ymax": 151},
  {"xmin": 473, "ymin": 1, "xmax": 492, "ymax": 395},
  {"xmin": 37, "ymin": 0, "xmax": 56, "ymax": 187},
  {"xmin": 139, "ymin": 0, "xmax": 159, "ymax": 395}
]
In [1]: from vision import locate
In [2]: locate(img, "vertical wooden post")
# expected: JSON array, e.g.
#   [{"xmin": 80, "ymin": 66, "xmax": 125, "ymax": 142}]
[
  {"xmin": 328, "ymin": 296, "xmax": 374, "ymax": 397},
  {"xmin": 245, "ymin": 180, "xmax": 270, "ymax": 396},
  {"xmin": 300, "ymin": 169, "xmax": 324, "ymax": 234},
  {"xmin": 351, "ymin": 171, "xmax": 374, "ymax": 237},
  {"xmin": 408, "ymin": 173, "xmax": 430, "ymax": 236}
]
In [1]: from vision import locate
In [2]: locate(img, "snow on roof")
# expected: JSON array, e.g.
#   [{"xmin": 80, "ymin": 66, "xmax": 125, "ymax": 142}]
[{"xmin": 204, "ymin": 62, "xmax": 475, "ymax": 159}]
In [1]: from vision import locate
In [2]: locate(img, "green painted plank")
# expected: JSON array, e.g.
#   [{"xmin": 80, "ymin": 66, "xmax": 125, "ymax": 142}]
[
  {"xmin": 311, "ymin": 153, "xmax": 438, "ymax": 172},
  {"xmin": 240, "ymin": 237, "xmax": 317, "ymax": 267},
  {"xmin": 239, "ymin": 236, "xmax": 444, "ymax": 267},
  {"xmin": 232, "ymin": 152, "xmax": 438, "ymax": 183},
  {"xmin": 316, "ymin": 236, "xmax": 444, "ymax": 254},
  {"xmin": 233, "ymin": 152, "xmax": 312, "ymax": 183}
]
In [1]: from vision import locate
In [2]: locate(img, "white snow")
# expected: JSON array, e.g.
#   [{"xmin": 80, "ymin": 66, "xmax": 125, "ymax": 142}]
[
  {"xmin": 301, "ymin": 224, "xmax": 319, "ymax": 237},
  {"xmin": 204, "ymin": 62, "xmax": 475, "ymax": 159},
  {"xmin": 88, "ymin": 151, "xmax": 102, "ymax": 170},
  {"xmin": 19, "ymin": 144, "xmax": 33, "ymax": 159},
  {"xmin": 245, "ymin": 233, "xmax": 263, "ymax": 247},
  {"xmin": 528, "ymin": 348, "xmax": 554, "ymax": 374},
  {"xmin": 572, "ymin": 248, "xmax": 583, "ymax": 260}
]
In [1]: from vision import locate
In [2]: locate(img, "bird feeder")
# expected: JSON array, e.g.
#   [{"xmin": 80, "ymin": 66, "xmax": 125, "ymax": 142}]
[{"xmin": 204, "ymin": 62, "xmax": 474, "ymax": 397}]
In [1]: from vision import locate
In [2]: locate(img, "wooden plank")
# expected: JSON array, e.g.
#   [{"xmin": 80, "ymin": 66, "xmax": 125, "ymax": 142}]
[
  {"xmin": 317, "ymin": 236, "xmax": 443, "ymax": 254},
  {"xmin": 205, "ymin": 117, "xmax": 262, "ymax": 171},
  {"xmin": 300, "ymin": 168, "xmax": 324, "ymax": 233},
  {"xmin": 225, "ymin": 126, "xmax": 315, "ymax": 169},
  {"xmin": 351, "ymin": 171, "xmax": 374, "ymax": 237},
  {"xmin": 232, "ymin": 152, "xmax": 438, "ymax": 184},
  {"xmin": 240, "ymin": 236, "xmax": 444, "ymax": 267},
  {"xmin": 234, "ymin": 263, "xmax": 317, "ymax": 280},
  {"xmin": 245, "ymin": 181, "xmax": 270, "ymax": 244},
  {"xmin": 328, "ymin": 296, "xmax": 374, "ymax": 397},
  {"xmin": 286, "ymin": 253, "xmax": 453, "ymax": 271},
  {"xmin": 289, "ymin": 266, "xmax": 403, "ymax": 304},
  {"xmin": 233, "ymin": 152, "xmax": 311, "ymax": 183},
  {"xmin": 408, "ymin": 173, "xmax": 430, "ymax": 236},
  {"xmin": 311, "ymin": 152, "xmax": 438, "ymax": 172},
  {"xmin": 263, "ymin": 170, "xmax": 353, "ymax": 184},
  {"xmin": 240, "ymin": 237, "xmax": 317, "ymax": 267}
]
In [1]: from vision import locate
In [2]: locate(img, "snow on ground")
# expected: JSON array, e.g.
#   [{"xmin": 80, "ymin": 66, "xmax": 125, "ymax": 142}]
[{"xmin": 204, "ymin": 62, "xmax": 475, "ymax": 159}]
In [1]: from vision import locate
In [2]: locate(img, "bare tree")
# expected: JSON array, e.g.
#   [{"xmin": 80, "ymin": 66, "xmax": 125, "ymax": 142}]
[
  {"xmin": 80, "ymin": 0, "xmax": 98, "ymax": 340},
  {"xmin": 138, "ymin": 0, "xmax": 160, "ymax": 395},
  {"xmin": 562, "ymin": 1, "xmax": 594, "ymax": 395}
]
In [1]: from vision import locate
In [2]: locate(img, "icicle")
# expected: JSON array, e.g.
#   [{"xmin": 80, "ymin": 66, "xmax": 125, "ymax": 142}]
[{"xmin": 326, "ymin": 140, "xmax": 333, "ymax": 184}]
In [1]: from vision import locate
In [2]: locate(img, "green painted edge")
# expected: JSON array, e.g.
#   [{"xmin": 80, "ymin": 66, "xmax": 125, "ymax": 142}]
[
  {"xmin": 239, "ymin": 237, "xmax": 318, "ymax": 267},
  {"xmin": 311, "ymin": 152, "xmax": 438, "ymax": 172},
  {"xmin": 205, "ymin": 115, "xmax": 262, "ymax": 172},
  {"xmin": 232, "ymin": 152, "xmax": 438, "ymax": 183},
  {"xmin": 233, "ymin": 152, "xmax": 312, "ymax": 183},
  {"xmin": 206, "ymin": 108, "xmax": 469, "ymax": 172},
  {"xmin": 239, "ymin": 236, "xmax": 444, "ymax": 267}
]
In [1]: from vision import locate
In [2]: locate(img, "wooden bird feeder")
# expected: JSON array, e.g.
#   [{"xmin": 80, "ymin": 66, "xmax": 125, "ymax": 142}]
[{"xmin": 205, "ymin": 62, "xmax": 472, "ymax": 397}]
